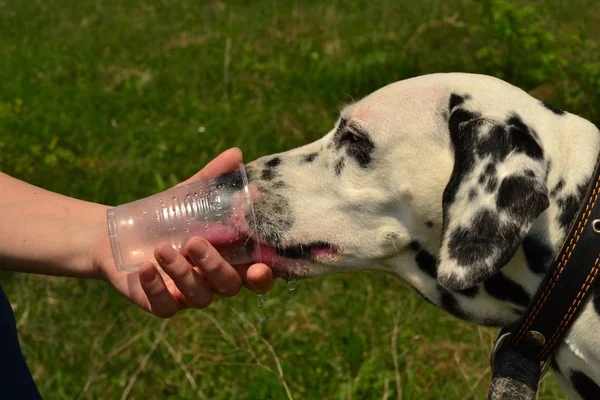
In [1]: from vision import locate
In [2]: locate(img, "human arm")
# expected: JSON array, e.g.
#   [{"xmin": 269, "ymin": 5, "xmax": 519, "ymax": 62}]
[{"xmin": 0, "ymin": 148, "xmax": 273, "ymax": 317}]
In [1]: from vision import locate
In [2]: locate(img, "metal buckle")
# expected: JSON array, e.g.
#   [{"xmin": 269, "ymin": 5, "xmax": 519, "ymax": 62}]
[{"xmin": 490, "ymin": 331, "xmax": 551, "ymax": 379}]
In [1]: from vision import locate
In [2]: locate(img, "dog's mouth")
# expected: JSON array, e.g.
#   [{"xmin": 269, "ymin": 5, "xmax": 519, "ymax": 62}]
[
  {"xmin": 191, "ymin": 221, "xmax": 338, "ymax": 279},
  {"xmin": 253, "ymin": 241, "xmax": 338, "ymax": 279}
]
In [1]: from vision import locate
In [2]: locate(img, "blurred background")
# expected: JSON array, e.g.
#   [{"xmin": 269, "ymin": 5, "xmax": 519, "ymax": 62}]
[{"xmin": 1, "ymin": 0, "xmax": 599, "ymax": 398}]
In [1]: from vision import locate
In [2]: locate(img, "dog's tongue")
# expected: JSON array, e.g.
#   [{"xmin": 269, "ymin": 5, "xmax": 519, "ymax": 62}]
[{"xmin": 189, "ymin": 222, "xmax": 245, "ymax": 247}]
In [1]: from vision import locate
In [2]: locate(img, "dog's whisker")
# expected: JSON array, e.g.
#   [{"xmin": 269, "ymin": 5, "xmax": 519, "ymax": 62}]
[{"xmin": 391, "ymin": 241, "xmax": 400, "ymax": 256}]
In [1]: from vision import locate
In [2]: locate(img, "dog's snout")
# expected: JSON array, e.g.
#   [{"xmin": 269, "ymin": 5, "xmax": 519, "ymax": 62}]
[{"xmin": 245, "ymin": 156, "xmax": 295, "ymax": 245}]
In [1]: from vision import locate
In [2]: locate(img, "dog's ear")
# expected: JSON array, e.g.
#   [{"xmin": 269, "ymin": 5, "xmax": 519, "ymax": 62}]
[{"xmin": 437, "ymin": 105, "xmax": 549, "ymax": 291}]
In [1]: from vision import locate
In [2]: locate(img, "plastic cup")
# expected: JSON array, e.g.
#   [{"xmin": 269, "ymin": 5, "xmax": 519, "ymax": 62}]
[{"xmin": 107, "ymin": 164, "xmax": 262, "ymax": 271}]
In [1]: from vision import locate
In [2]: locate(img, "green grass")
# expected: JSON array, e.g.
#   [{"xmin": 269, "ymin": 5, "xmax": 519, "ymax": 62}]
[{"xmin": 1, "ymin": 0, "xmax": 600, "ymax": 398}]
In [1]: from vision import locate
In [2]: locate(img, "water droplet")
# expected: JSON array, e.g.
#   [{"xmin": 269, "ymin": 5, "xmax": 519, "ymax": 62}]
[
  {"xmin": 258, "ymin": 316, "xmax": 266, "ymax": 323},
  {"xmin": 257, "ymin": 293, "xmax": 267, "ymax": 308},
  {"xmin": 171, "ymin": 226, "xmax": 176, "ymax": 231},
  {"xmin": 287, "ymin": 276, "xmax": 296, "ymax": 292},
  {"xmin": 185, "ymin": 194, "xmax": 190, "ymax": 199},
  {"xmin": 142, "ymin": 211, "xmax": 147, "ymax": 215},
  {"xmin": 184, "ymin": 228, "xmax": 189, "ymax": 233},
  {"xmin": 172, "ymin": 196, "xmax": 177, "ymax": 201},
  {"xmin": 193, "ymin": 192, "xmax": 199, "ymax": 197}
]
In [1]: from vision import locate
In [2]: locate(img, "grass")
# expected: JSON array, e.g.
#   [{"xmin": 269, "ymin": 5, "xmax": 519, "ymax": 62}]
[{"xmin": 1, "ymin": 0, "xmax": 600, "ymax": 398}]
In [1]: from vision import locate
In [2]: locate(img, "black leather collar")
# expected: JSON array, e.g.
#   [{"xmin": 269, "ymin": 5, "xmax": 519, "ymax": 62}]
[{"xmin": 489, "ymin": 154, "xmax": 600, "ymax": 398}]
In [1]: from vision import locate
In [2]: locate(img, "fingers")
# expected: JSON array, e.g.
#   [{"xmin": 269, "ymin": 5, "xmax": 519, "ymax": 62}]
[
  {"xmin": 234, "ymin": 263, "xmax": 274, "ymax": 294},
  {"xmin": 178, "ymin": 148, "xmax": 243, "ymax": 186},
  {"xmin": 141, "ymin": 239, "xmax": 274, "ymax": 318},
  {"xmin": 185, "ymin": 237, "xmax": 243, "ymax": 297},
  {"xmin": 139, "ymin": 263, "xmax": 179, "ymax": 318},
  {"xmin": 155, "ymin": 243, "xmax": 214, "ymax": 309}
]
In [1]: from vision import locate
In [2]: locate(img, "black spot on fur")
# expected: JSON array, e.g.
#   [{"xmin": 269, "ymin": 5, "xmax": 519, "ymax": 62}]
[
  {"xmin": 506, "ymin": 114, "xmax": 543, "ymax": 159},
  {"xmin": 333, "ymin": 125, "xmax": 375, "ymax": 168},
  {"xmin": 334, "ymin": 157, "xmax": 345, "ymax": 176},
  {"xmin": 550, "ymin": 178, "xmax": 565, "ymax": 198},
  {"xmin": 442, "ymin": 112, "xmax": 550, "ymax": 289},
  {"xmin": 484, "ymin": 163, "xmax": 496, "ymax": 176},
  {"xmin": 485, "ymin": 175, "xmax": 498, "ymax": 192},
  {"xmin": 253, "ymin": 193, "xmax": 294, "ymax": 244},
  {"xmin": 446, "ymin": 111, "xmax": 543, "ymax": 210},
  {"xmin": 265, "ymin": 157, "xmax": 281, "ymax": 168},
  {"xmin": 478, "ymin": 163, "xmax": 499, "ymax": 192},
  {"xmin": 557, "ymin": 181, "xmax": 589, "ymax": 230},
  {"xmin": 524, "ymin": 169, "xmax": 535, "ymax": 178},
  {"xmin": 570, "ymin": 370, "xmax": 600, "ymax": 400},
  {"xmin": 449, "ymin": 93, "xmax": 470, "ymax": 111},
  {"xmin": 594, "ymin": 287, "xmax": 600, "ymax": 315},
  {"xmin": 261, "ymin": 168, "xmax": 276, "ymax": 181},
  {"xmin": 458, "ymin": 116, "xmax": 541, "ymax": 164},
  {"xmin": 558, "ymin": 195, "xmax": 579, "ymax": 229},
  {"xmin": 496, "ymin": 175, "xmax": 549, "ymax": 220},
  {"xmin": 444, "ymin": 111, "xmax": 482, "ymax": 206},
  {"xmin": 415, "ymin": 249, "xmax": 437, "ymax": 279},
  {"xmin": 302, "ymin": 152, "xmax": 318, "ymax": 163},
  {"xmin": 541, "ymin": 101, "xmax": 566, "ymax": 116},
  {"xmin": 468, "ymin": 188, "xmax": 477, "ymax": 201},
  {"xmin": 448, "ymin": 109, "xmax": 480, "ymax": 144},
  {"xmin": 425, "ymin": 221, "xmax": 434, "ymax": 228},
  {"xmin": 522, "ymin": 236, "xmax": 553, "ymax": 274},
  {"xmin": 213, "ymin": 170, "xmax": 244, "ymax": 190},
  {"xmin": 438, "ymin": 285, "xmax": 467, "ymax": 319},
  {"xmin": 272, "ymin": 180, "xmax": 287, "ymax": 189},
  {"xmin": 456, "ymin": 286, "xmax": 479, "ymax": 298},
  {"xmin": 446, "ymin": 210, "xmax": 523, "ymax": 283},
  {"xmin": 483, "ymin": 272, "xmax": 530, "ymax": 307},
  {"xmin": 474, "ymin": 124, "xmax": 512, "ymax": 162}
]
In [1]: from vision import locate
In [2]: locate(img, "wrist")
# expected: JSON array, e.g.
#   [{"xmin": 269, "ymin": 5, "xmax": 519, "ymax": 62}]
[{"xmin": 57, "ymin": 201, "xmax": 111, "ymax": 280}]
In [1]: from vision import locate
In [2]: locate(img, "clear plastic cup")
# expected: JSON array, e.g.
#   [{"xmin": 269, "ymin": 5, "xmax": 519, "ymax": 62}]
[{"xmin": 107, "ymin": 164, "xmax": 262, "ymax": 271}]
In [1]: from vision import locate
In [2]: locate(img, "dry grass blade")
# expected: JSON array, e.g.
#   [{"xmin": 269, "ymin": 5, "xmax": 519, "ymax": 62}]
[
  {"xmin": 223, "ymin": 37, "xmax": 232, "ymax": 99},
  {"xmin": 391, "ymin": 313, "xmax": 405, "ymax": 400},
  {"xmin": 453, "ymin": 351, "xmax": 479, "ymax": 400},
  {"xmin": 160, "ymin": 335, "xmax": 198, "ymax": 391},
  {"xmin": 461, "ymin": 366, "xmax": 491, "ymax": 400},
  {"xmin": 120, "ymin": 320, "xmax": 168, "ymax": 400},
  {"xmin": 402, "ymin": 12, "xmax": 466, "ymax": 54},
  {"xmin": 382, "ymin": 377, "xmax": 390, "ymax": 400},
  {"xmin": 231, "ymin": 308, "xmax": 295, "ymax": 400}
]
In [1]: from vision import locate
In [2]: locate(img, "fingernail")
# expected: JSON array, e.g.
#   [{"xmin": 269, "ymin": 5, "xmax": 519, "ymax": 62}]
[
  {"xmin": 158, "ymin": 244, "xmax": 178, "ymax": 265},
  {"xmin": 189, "ymin": 238, "xmax": 208, "ymax": 260}
]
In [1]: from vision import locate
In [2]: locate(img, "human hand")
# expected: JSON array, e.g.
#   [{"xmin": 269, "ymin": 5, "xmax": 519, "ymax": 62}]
[{"xmin": 94, "ymin": 148, "xmax": 273, "ymax": 317}]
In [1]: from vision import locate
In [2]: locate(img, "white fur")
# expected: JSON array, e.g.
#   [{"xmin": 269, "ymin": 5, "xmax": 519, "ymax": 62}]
[{"xmin": 250, "ymin": 73, "xmax": 600, "ymax": 399}]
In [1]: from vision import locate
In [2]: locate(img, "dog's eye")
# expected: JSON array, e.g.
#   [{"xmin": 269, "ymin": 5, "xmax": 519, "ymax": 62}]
[{"xmin": 340, "ymin": 130, "xmax": 364, "ymax": 144}]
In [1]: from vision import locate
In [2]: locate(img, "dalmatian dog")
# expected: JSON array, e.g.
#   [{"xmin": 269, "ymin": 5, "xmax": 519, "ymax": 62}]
[{"xmin": 240, "ymin": 73, "xmax": 600, "ymax": 399}]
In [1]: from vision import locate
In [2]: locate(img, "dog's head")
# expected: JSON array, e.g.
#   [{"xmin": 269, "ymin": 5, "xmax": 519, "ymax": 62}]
[{"xmin": 246, "ymin": 73, "xmax": 552, "ymax": 293}]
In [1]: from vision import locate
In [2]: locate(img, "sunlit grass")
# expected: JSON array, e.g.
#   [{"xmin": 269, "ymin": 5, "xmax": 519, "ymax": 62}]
[{"xmin": 2, "ymin": 0, "xmax": 599, "ymax": 398}]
